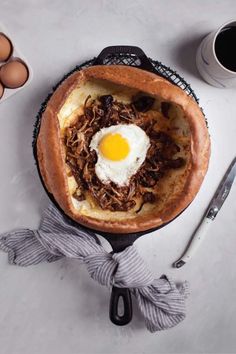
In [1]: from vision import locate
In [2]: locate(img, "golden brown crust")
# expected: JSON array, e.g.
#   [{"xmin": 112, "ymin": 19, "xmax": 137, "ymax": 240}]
[{"xmin": 37, "ymin": 65, "xmax": 210, "ymax": 233}]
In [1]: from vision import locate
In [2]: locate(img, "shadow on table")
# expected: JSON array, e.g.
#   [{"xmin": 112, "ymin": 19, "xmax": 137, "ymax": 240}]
[{"xmin": 171, "ymin": 34, "xmax": 207, "ymax": 80}]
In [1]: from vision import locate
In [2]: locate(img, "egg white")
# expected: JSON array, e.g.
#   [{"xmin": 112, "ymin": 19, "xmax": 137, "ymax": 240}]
[{"xmin": 89, "ymin": 124, "xmax": 150, "ymax": 186}]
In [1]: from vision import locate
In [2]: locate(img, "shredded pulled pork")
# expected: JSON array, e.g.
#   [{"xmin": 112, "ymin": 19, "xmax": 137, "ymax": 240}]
[{"xmin": 65, "ymin": 95, "xmax": 185, "ymax": 212}]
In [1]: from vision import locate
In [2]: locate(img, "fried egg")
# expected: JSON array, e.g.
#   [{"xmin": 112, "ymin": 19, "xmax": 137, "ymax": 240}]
[{"xmin": 89, "ymin": 124, "xmax": 150, "ymax": 186}]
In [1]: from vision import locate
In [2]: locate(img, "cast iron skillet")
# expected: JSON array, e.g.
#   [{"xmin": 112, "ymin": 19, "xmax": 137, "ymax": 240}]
[{"xmin": 33, "ymin": 46, "xmax": 195, "ymax": 326}]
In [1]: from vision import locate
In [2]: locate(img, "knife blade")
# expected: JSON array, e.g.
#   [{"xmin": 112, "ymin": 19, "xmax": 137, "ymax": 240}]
[
  {"xmin": 206, "ymin": 157, "xmax": 236, "ymax": 219},
  {"xmin": 173, "ymin": 157, "xmax": 236, "ymax": 268}
]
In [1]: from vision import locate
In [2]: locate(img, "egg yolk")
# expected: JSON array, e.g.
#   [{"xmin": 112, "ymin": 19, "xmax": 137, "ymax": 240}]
[{"xmin": 99, "ymin": 133, "xmax": 130, "ymax": 161}]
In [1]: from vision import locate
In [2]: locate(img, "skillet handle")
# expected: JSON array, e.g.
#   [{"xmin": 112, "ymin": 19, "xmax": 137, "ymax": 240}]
[
  {"xmin": 98, "ymin": 231, "xmax": 142, "ymax": 326},
  {"xmin": 109, "ymin": 286, "xmax": 132, "ymax": 326},
  {"xmin": 93, "ymin": 45, "xmax": 155, "ymax": 72}
]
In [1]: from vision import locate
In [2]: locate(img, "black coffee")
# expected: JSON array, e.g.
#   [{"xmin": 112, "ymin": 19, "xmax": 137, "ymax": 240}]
[{"xmin": 215, "ymin": 26, "xmax": 236, "ymax": 72}]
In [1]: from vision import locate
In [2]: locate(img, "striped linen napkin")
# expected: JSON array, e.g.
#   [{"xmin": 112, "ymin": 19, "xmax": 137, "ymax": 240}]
[{"xmin": 0, "ymin": 203, "xmax": 189, "ymax": 333}]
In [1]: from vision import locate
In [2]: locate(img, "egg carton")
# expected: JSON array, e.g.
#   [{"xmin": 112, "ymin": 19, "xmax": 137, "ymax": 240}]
[{"xmin": 0, "ymin": 22, "xmax": 33, "ymax": 103}]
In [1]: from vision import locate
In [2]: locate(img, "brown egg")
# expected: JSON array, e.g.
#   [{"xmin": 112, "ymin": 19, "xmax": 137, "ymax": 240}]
[
  {"xmin": 0, "ymin": 33, "xmax": 12, "ymax": 62},
  {"xmin": 0, "ymin": 82, "xmax": 4, "ymax": 99},
  {"xmin": 0, "ymin": 60, "xmax": 28, "ymax": 88}
]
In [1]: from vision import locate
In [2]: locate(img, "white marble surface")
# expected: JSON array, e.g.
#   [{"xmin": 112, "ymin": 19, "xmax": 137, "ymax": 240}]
[{"xmin": 0, "ymin": 1, "xmax": 236, "ymax": 353}]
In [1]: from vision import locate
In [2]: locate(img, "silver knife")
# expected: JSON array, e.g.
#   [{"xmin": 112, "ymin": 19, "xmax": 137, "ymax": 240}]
[{"xmin": 173, "ymin": 157, "xmax": 236, "ymax": 268}]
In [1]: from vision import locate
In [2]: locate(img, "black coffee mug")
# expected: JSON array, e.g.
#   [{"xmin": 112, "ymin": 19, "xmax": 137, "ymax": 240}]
[{"xmin": 196, "ymin": 20, "xmax": 236, "ymax": 88}]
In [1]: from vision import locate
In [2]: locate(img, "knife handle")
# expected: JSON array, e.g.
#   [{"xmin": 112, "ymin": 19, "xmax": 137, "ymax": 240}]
[{"xmin": 174, "ymin": 217, "xmax": 213, "ymax": 267}]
